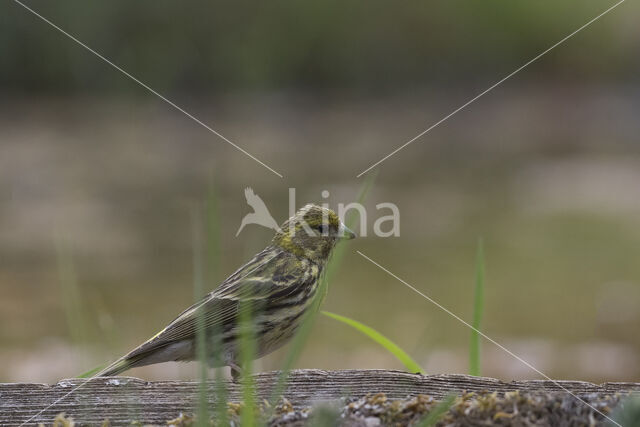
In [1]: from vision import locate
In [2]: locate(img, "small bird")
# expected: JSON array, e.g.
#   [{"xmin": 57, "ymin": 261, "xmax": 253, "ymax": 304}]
[
  {"xmin": 236, "ymin": 187, "xmax": 281, "ymax": 236},
  {"xmin": 98, "ymin": 204, "xmax": 355, "ymax": 379}
]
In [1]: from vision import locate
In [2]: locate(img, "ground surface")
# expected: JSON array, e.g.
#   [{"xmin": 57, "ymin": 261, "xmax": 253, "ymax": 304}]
[
  {"xmin": 37, "ymin": 391, "xmax": 634, "ymax": 426},
  {"xmin": 2, "ymin": 370, "xmax": 639, "ymax": 425}
]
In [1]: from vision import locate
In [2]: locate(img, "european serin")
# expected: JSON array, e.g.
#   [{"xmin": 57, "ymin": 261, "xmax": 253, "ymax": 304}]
[{"xmin": 98, "ymin": 204, "xmax": 355, "ymax": 378}]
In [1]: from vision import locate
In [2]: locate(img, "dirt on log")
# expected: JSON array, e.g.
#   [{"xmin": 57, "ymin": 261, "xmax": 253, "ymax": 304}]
[{"xmin": 1, "ymin": 369, "xmax": 639, "ymax": 425}]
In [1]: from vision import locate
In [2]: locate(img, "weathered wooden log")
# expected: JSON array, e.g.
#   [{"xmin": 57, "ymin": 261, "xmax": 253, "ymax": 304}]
[{"xmin": 1, "ymin": 369, "xmax": 639, "ymax": 425}]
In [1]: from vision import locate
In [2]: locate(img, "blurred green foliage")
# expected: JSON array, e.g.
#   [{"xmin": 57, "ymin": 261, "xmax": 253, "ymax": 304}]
[
  {"xmin": 1, "ymin": 0, "xmax": 634, "ymax": 95},
  {"xmin": 469, "ymin": 238, "xmax": 484, "ymax": 377}
]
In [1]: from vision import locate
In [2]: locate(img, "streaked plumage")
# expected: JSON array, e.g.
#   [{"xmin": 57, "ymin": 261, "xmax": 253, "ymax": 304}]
[{"xmin": 98, "ymin": 204, "xmax": 355, "ymax": 378}]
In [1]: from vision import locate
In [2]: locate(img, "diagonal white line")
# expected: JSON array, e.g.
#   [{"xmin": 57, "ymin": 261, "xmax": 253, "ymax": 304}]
[
  {"xmin": 12, "ymin": 0, "xmax": 283, "ymax": 178},
  {"xmin": 356, "ymin": 0, "xmax": 627, "ymax": 177},
  {"xmin": 356, "ymin": 250, "xmax": 623, "ymax": 427},
  {"xmin": 18, "ymin": 378, "xmax": 94, "ymax": 426}
]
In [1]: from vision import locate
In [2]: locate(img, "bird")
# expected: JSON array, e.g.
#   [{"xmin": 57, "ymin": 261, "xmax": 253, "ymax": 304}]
[
  {"xmin": 236, "ymin": 187, "xmax": 281, "ymax": 236},
  {"xmin": 97, "ymin": 204, "xmax": 356, "ymax": 379}
]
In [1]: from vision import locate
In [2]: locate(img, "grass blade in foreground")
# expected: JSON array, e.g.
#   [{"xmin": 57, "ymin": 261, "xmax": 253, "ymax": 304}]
[
  {"xmin": 322, "ymin": 311, "xmax": 424, "ymax": 374},
  {"xmin": 416, "ymin": 394, "xmax": 456, "ymax": 427},
  {"xmin": 191, "ymin": 207, "xmax": 209, "ymax": 426},
  {"xmin": 54, "ymin": 234, "xmax": 90, "ymax": 349},
  {"xmin": 77, "ymin": 364, "xmax": 106, "ymax": 379},
  {"xmin": 207, "ymin": 178, "xmax": 222, "ymax": 283},
  {"xmin": 612, "ymin": 395, "xmax": 640, "ymax": 426},
  {"xmin": 206, "ymin": 184, "xmax": 229, "ymax": 426},
  {"xmin": 267, "ymin": 173, "xmax": 378, "ymax": 409},
  {"xmin": 324, "ymin": 169, "xmax": 377, "ymax": 284},
  {"xmin": 239, "ymin": 300, "xmax": 256, "ymax": 427},
  {"xmin": 469, "ymin": 238, "xmax": 485, "ymax": 377}
]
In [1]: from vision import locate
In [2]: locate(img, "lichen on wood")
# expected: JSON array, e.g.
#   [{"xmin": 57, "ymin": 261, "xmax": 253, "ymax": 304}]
[{"xmin": 2, "ymin": 369, "xmax": 639, "ymax": 426}]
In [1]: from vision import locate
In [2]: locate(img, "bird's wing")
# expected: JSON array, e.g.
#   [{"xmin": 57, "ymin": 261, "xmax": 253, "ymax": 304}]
[
  {"xmin": 244, "ymin": 187, "xmax": 270, "ymax": 213},
  {"xmin": 128, "ymin": 247, "xmax": 306, "ymax": 355}
]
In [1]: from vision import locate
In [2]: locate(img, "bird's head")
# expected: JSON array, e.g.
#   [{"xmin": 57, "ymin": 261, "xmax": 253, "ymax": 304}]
[{"xmin": 273, "ymin": 204, "xmax": 355, "ymax": 262}]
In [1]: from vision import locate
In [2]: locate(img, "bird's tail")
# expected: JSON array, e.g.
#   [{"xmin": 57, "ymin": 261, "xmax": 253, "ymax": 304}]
[
  {"xmin": 96, "ymin": 356, "xmax": 136, "ymax": 377},
  {"xmin": 95, "ymin": 349, "xmax": 153, "ymax": 377},
  {"xmin": 96, "ymin": 358, "xmax": 131, "ymax": 377}
]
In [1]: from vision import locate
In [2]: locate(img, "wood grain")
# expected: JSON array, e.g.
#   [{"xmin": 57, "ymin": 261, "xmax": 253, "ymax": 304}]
[{"xmin": 2, "ymin": 369, "xmax": 639, "ymax": 425}]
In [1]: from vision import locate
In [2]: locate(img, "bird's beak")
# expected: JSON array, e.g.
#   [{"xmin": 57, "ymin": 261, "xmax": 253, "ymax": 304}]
[{"xmin": 338, "ymin": 222, "xmax": 356, "ymax": 240}]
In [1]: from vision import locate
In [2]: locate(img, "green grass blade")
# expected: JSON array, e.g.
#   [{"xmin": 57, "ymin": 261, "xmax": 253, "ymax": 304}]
[
  {"xmin": 191, "ymin": 206, "xmax": 210, "ymax": 426},
  {"xmin": 207, "ymin": 178, "xmax": 222, "ymax": 283},
  {"xmin": 469, "ymin": 238, "xmax": 485, "ymax": 377},
  {"xmin": 211, "ymin": 324, "xmax": 229, "ymax": 427},
  {"xmin": 612, "ymin": 395, "xmax": 640, "ymax": 426},
  {"xmin": 309, "ymin": 406, "xmax": 341, "ymax": 427},
  {"xmin": 77, "ymin": 364, "xmax": 106, "ymax": 378},
  {"xmin": 205, "ymin": 183, "xmax": 229, "ymax": 426},
  {"xmin": 416, "ymin": 394, "xmax": 456, "ymax": 427},
  {"xmin": 324, "ymin": 170, "xmax": 377, "ymax": 283},
  {"xmin": 239, "ymin": 300, "xmax": 256, "ymax": 427},
  {"xmin": 266, "ymin": 281, "xmax": 323, "ymax": 410},
  {"xmin": 55, "ymin": 232, "xmax": 97, "ymax": 379},
  {"xmin": 267, "ymin": 174, "xmax": 378, "ymax": 411},
  {"xmin": 322, "ymin": 311, "xmax": 424, "ymax": 374},
  {"xmin": 54, "ymin": 234, "xmax": 88, "ymax": 346}
]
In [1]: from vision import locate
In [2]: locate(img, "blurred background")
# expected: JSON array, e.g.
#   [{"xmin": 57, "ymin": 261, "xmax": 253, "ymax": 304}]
[{"xmin": 1, "ymin": 0, "xmax": 639, "ymax": 383}]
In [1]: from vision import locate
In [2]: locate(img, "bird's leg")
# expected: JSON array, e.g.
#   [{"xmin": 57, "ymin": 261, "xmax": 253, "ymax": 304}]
[{"xmin": 229, "ymin": 361, "xmax": 243, "ymax": 383}]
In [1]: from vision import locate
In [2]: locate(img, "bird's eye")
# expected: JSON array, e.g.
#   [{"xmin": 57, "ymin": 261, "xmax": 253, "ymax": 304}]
[{"xmin": 316, "ymin": 224, "xmax": 329, "ymax": 235}]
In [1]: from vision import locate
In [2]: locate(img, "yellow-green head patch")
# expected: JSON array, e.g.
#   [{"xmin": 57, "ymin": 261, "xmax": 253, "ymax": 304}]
[{"xmin": 272, "ymin": 204, "xmax": 353, "ymax": 261}]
